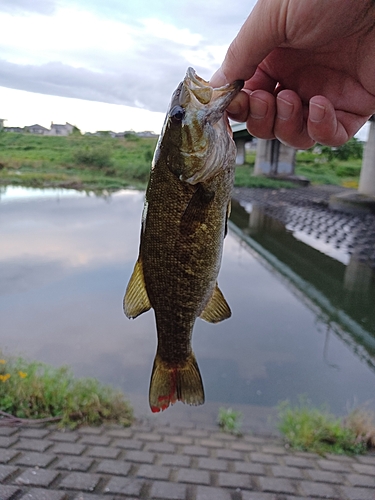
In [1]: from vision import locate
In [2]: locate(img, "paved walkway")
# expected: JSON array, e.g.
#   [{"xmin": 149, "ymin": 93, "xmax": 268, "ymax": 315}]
[{"xmin": 0, "ymin": 421, "xmax": 374, "ymax": 500}]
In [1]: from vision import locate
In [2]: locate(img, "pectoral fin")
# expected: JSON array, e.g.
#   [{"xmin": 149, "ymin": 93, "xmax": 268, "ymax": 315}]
[
  {"xmin": 200, "ymin": 283, "xmax": 231, "ymax": 323},
  {"xmin": 123, "ymin": 259, "xmax": 151, "ymax": 319}
]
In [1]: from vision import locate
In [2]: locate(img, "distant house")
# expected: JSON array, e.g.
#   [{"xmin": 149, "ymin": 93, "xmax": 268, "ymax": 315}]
[
  {"xmin": 4, "ymin": 126, "xmax": 24, "ymax": 133},
  {"xmin": 137, "ymin": 131, "xmax": 158, "ymax": 138},
  {"xmin": 48, "ymin": 122, "xmax": 74, "ymax": 136},
  {"xmin": 0, "ymin": 119, "xmax": 6, "ymax": 130},
  {"xmin": 26, "ymin": 124, "xmax": 50, "ymax": 135}
]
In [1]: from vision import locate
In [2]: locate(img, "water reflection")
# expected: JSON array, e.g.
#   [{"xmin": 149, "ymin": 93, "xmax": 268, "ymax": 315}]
[{"xmin": 0, "ymin": 187, "xmax": 374, "ymax": 419}]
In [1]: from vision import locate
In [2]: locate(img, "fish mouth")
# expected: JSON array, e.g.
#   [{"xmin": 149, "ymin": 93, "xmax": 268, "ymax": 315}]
[{"xmin": 181, "ymin": 67, "xmax": 243, "ymax": 120}]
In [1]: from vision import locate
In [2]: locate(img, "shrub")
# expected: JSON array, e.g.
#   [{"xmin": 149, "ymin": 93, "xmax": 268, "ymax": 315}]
[{"xmin": 74, "ymin": 146, "xmax": 112, "ymax": 168}]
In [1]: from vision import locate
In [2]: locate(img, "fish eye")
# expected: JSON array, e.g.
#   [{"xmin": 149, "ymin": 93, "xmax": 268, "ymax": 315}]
[{"xmin": 170, "ymin": 105, "xmax": 185, "ymax": 123}]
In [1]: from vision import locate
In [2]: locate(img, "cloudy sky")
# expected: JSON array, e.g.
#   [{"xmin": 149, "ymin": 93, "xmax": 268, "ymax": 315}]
[{"xmin": 0, "ymin": 0, "xmax": 257, "ymax": 133}]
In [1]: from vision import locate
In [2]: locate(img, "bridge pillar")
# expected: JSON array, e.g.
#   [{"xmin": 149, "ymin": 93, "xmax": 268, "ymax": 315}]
[
  {"xmin": 254, "ymin": 139, "xmax": 296, "ymax": 176},
  {"xmin": 358, "ymin": 118, "xmax": 375, "ymax": 198},
  {"xmin": 235, "ymin": 137, "xmax": 247, "ymax": 165}
]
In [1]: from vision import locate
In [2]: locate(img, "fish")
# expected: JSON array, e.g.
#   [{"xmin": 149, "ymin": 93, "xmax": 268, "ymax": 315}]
[{"xmin": 124, "ymin": 67, "xmax": 243, "ymax": 412}]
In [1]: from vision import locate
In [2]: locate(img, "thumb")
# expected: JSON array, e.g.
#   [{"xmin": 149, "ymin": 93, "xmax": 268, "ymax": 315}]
[{"xmin": 210, "ymin": 0, "xmax": 286, "ymax": 87}]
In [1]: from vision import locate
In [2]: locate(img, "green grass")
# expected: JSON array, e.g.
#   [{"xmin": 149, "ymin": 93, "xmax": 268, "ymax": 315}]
[
  {"xmin": 0, "ymin": 132, "xmax": 363, "ymax": 191},
  {"xmin": 0, "ymin": 353, "xmax": 133, "ymax": 428},
  {"xmin": 217, "ymin": 407, "xmax": 243, "ymax": 436},
  {"xmin": 277, "ymin": 398, "xmax": 374, "ymax": 455},
  {"xmin": 0, "ymin": 132, "xmax": 157, "ymax": 192}
]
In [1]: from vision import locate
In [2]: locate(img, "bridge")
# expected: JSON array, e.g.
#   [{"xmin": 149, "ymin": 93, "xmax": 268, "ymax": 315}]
[{"xmin": 231, "ymin": 120, "xmax": 375, "ymax": 201}]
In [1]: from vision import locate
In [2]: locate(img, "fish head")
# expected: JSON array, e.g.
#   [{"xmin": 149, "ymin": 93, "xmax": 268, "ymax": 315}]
[{"xmin": 158, "ymin": 67, "xmax": 243, "ymax": 184}]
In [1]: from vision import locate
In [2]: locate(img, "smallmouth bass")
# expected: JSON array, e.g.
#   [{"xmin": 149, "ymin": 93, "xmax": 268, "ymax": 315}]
[{"xmin": 124, "ymin": 68, "xmax": 243, "ymax": 412}]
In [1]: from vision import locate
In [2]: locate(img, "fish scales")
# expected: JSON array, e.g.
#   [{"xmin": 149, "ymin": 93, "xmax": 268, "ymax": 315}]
[{"xmin": 124, "ymin": 68, "xmax": 243, "ymax": 412}]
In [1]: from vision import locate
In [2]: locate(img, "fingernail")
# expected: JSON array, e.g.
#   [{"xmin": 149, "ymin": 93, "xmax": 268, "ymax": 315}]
[
  {"xmin": 310, "ymin": 101, "xmax": 325, "ymax": 122},
  {"xmin": 277, "ymin": 97, "xmax": 293, "ymax": 120},
  {"xmin": 250, "ymin": 96, "xmax": 268, "ymax": 119},
  {"xmin": 209, "ymin": 68, "xmax": 228, "ymax": 88}
]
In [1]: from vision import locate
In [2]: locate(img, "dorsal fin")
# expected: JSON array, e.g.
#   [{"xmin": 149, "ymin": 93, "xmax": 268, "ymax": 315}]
[
  {"xmin": 123, "ymin": 259, "xmax": 151, "ymax": 319},
  {"xmin": 200, "ymin": 283, "xmax": 231, "ymax": 323}
]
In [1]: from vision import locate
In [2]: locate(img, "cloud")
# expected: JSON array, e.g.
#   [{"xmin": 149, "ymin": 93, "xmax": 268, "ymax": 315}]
[{"xmin": 0, "ymin": 0, "xmax": 57, "ymax": 15}]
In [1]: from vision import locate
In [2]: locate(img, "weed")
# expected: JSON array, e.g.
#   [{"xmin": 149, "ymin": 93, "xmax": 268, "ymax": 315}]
[
  {"xmin": 0, "ymin": 353, "xmax": 133, "ymax": 428},
  {"xmin": 277, "ymin": 398, "xmax": 371, "ymax": 455},
  {"xmin": 217, "ymin": 407, "xmax": 243, "ymax": 436}
]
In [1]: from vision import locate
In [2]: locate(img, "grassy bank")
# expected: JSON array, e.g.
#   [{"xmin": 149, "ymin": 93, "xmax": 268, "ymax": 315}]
[
  {"xmin": 0, "ymin": 352, "xmax": 133, "ymax": 428},
  {"xmin": 0, "ymin": 132, "xmax": 363, "ymax": 192},
  {"xmin": 0, "ymin": 132, "xmax": 156, "ymax": 192}
]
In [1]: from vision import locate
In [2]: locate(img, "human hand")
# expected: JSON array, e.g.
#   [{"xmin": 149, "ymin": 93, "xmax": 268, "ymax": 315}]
[{"xmin": 210, "ymin": 0, "xmax": 375, "ymax": 148}]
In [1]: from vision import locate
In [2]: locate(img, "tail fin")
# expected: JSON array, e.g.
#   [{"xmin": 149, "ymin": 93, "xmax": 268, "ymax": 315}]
[{"xmin": 149, "ymin": 353, "xmax": 204, "ymax": 412}]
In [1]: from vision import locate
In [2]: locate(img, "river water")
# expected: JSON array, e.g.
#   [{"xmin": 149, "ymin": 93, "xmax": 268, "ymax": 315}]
[{"xmin": 0, "ymin": 186, "xmax": 374, "ymax": 423}]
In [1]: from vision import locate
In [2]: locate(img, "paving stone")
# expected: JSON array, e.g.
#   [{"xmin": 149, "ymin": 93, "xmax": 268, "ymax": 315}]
[
  {"xmin": 317, "ymin": 458, "xmax": 353, "ymax": 472},
  {"xmin": 149, "ymin": 480, "xmax": 187, "ymax": 499},
  {"xmin": 125, "ymin": 450, "xmax": 155, "ymax": 463},
  {"xmin": 283, "ymin": 456, "xmax": 314, "ymax": 468},
  {"xmin": 104, "ymin": 476, "xmax": 144, "ymax": 496},
  {"xmin": 15, "ymin": 452, "xmax": 56, "ymax": 468},
  {"xmin": 243, "ymin": 435, "xmax": 268, "ymax": 444},
  {"xmin": 199, "ymin": 439, "xmax": 224, "ymax": 448},
  {"xmin": 167, "ymin": 436, "xmax": 193, "ymax": 445},
  {"xmin": 176, "ymin": 468, "xmax": 210, "ymax": 485},
  {"xmin": 159, "ymin": 453, "xmax": 191, "ymax": 467},
  {"xmin": 0, "ymin": 436, "xmax": 18, "ymax": 448},
  {"xmin": 0, "ymin": 449, "xmax": 19, "ymax": 464},
  {"xmin": 185, "ymin": 429, "xmax": 209, "ymax": 438},
  {"xmin": 73, "ymin": 495, "xmax": 110, "ymax": 500},
  {"xmin": 136, "ymin": 464, "xmax": 170, "ymax": 480},
  {"xmin": 234, "ymin": 461, "xmax": 266, "ymax": 475},
  {"xmin": 77, "ymin": 427, "xmax": 103, "ymax": 435},
  {"xmin": 298, "ymin": 480, "xmax": 337, "ymax": 498},
  {"xmin": 250, "ymin": 452, "xmax": 279, "ymax": 464},
  {"xmin": 198, "ymin": 457, "xmax": 228, "ymax": 471},
  {"xmin": 196, "ymin": 485, "xmax": 232, "ymax": 500},
  {"xmin": 96, "ymin": 459, "xmax": 131, "ymax": 476},
  {"xmin": 145, "ymin": 442, "xmax": 176, "ymax": 453},
  {"xmin": 0, "ymin": 464, "xmax": 19, "ymax": 482},
  {"xmin": 59, "ymin": 472, "xmax": 101, "ymax": 492},
  {"xmin": 261, "ymin": 446, "xmax": 287, "ymax": 455},
  {"xmin": 218, "ymin": 471, "xmax": 252, "ymax": 489},
  {"xmin": 0, "ymin": 428, "xmax": 18, "ymax": 436},
  {"xmin": 113, "ymin": 439, "xmax": 143, "ymax": 450},
  {"xmin": 0, "ymin": 485, "xmax": 20, "ymax": 500},
  {"xmin": 49, "ymin": 431, "xmax": 79, "ymax": 443},
  {"xmin": 134, "ymin": 432, "xmax": 162, "ymax": 442},
  {"xmin": 86, "ymin": 446, "xmax": 120, "ymax": 459},
  {"xmin": 56, "ymin": 456, "xmax": 94, "ymax": 472},
  {"xmin": 19, "ymin": 489, "xmax": 67, "ymax": 500},
  {"xmin": 15, "ymin": 468, "xmax": 59, "ymax": 487},
  {"xmin": 258, "ymin": 477, "xmax": 295, "ymax": 494},
  {"xmin": 340, "ymin": 486, "xmax": 375, "ymax": 500},
  {"xmin": 105, "ymin": 428, "xmax": 133, "ymax": 438},
  {"xmin": 271, "ymin": 465, "xmax": 304, "ymax": 479},
  {"xmin": 52, "ymin": 443, "xmax": 86, "ymax": 456},
  {"xmin": 15, "ymin": 439, "xmax": 52, "ymax": 453},
  {"xmin": 347, "ymin": 473, "xmax": 375, "ymax": 487},
  {"xmin": 182, "ymin": 445, "xmax": 209, "ymax": 457},
  {"xmin": 356, "ymin": 455, "xmax": 375, "ymax": 465},
  {"xmin": 79, "ymin": 435, "xmax": 111, "ymax": 446},
  {"xmin": 216, "ymin": 449, "xmax": 242, "ymax": 460},
  {"xmin": 241, "ymin": 493, "xmax": 278, "ymax": 500},
  {"xmin": 19, "ymin": 429, "xmax": 50, "ymax": 439},
  {"xmin": 307, "ymin": 468, "xmax": 343, "ymax": 484},
  {"xmin": 230, "ymin": 442, "xmax": 256, "ymax": 452},
  {"xmin": 352, "ymin": 463, "xmax": 375, "ymax": 475}
]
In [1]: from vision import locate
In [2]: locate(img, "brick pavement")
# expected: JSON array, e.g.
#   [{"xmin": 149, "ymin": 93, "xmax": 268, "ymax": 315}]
[{"xmin": 0, "ymin": 422, "xmax": 374, "ymax": 500}]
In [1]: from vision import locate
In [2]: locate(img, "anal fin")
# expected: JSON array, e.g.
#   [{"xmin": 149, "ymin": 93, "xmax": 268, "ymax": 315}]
[
  {"xmin": 200, "ymin": 283, "xmax": 231, "ymax": 323},
  {"xmin": 123, "ymin": 259, "xmax": 151, "ymax": 319}
]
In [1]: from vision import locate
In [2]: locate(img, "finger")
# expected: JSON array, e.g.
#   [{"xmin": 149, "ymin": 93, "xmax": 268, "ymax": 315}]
[
  {"xmin": 225, "ymin": 90, "xmax": 251, "ymax": 122},
  {"xmin": 274, "ymin": 90, "xmax": 315, "ymax": 149},
  {"xmin": 243, "ymin": 90, "xmax": 276, "ymax": 140},
  {"xmin": 308, "ymin": 96, "xmax": 370, "ymax": 146}
]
